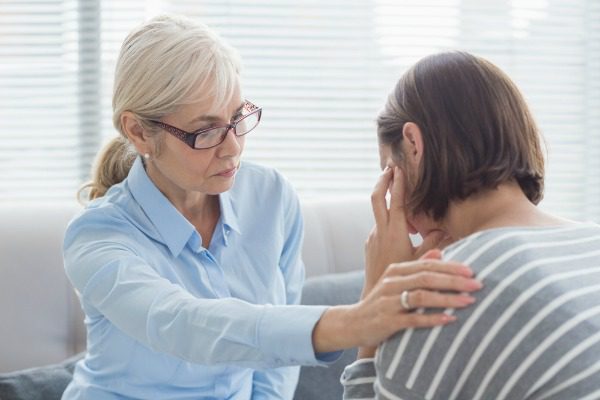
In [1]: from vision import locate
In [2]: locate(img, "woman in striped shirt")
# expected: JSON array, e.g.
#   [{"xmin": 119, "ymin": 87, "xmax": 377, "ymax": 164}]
[{"xmin": 342, "ymin": 51, "xmax": 600, "ymax": 400}]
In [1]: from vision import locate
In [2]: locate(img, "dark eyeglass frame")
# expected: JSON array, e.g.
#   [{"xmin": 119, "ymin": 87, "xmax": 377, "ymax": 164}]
[{"xmin": 148, "ymin": 100, "xmax": 262, "ymax": 150}]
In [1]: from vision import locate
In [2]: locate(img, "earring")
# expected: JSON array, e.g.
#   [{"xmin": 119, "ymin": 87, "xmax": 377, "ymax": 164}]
[{"xmin": 143, "ymin": 153, "xmax": 150, "ymax": 160}]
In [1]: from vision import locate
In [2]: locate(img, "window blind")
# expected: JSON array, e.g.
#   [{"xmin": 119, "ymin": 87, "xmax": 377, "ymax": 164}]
[
  {"xmin": 1, "ymin": 0, "xmax": 599, "ymax": 223},
  {"xmin": 0, "ymin": 0, "xmax": 79, "ymax": 201}
]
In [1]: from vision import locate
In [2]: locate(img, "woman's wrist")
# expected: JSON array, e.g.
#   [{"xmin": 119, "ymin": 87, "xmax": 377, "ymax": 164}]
[
  {"xmin": 360, "ymin": 283, "xmax": 375, "ymax": 300},
  {"xmin": 312, "ymin": 305, "xmax": 357, "ymax": 353}
]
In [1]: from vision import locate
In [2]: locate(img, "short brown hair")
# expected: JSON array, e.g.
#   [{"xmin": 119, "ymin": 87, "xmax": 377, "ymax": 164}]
[{"xmin": 378, "ymin": 51, "xmax": 545, "ymax": 220}]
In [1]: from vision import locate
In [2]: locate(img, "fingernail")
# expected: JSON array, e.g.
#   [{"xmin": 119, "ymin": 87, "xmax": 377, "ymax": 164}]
[
  {"xmin": 443, "ymin": 315, "xmax": 457, "ymax": 323},
  {"xmin": 469, "ymin": 280, "xmax": 484, "ymax": 290},
  {"xmin": 459, "ymin": 266, "xmax": 474, "ymax": 276},
  {"xmin": 460, "ymin": 296, "xmax": 476, "ymax": 305}
]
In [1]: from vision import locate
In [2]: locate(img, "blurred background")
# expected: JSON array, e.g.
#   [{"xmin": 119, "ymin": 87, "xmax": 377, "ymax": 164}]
[{"xmin": 0, "ymin": 0, "xmax": 599, "ymax": 222}]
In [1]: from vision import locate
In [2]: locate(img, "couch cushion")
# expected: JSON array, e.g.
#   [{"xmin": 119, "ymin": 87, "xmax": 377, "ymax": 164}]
[
  {"xmin": 0, "ymin": 353, "xmax": 82, "ymax": 400},
  {"xmin": 301, "ymin": 197, "xmax": 373, "ymax": 277}
]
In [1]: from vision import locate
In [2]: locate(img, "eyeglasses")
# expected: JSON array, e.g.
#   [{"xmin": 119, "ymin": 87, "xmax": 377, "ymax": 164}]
[{"xmin": 148, "ymin": 100, "xmax": 262, "ymax": 150}]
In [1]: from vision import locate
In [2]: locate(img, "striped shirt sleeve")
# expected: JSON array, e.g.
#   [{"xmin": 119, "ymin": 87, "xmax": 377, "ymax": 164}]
[{"xmin": 342, "ymin": 358, "xmax": 377, "ymax": 399}]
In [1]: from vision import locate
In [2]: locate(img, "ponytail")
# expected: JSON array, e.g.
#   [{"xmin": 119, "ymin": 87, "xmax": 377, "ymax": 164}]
[{"xmin": 78, "ymin": 136, "xmax": 137, "ymax": 202}]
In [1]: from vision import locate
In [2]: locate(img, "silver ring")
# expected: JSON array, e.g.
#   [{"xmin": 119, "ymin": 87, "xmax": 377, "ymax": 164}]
[{"xmin": 400, "ymin": 290, "xmax": 411, "ymax": 310}]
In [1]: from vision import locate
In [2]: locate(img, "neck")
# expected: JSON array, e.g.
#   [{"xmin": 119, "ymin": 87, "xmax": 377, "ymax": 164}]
[
  {"xmin": 443, "ymin": 182, "xmax": 570, "ymax": 242},
  {"xmin": 171, "ymin": 192, "xmax": 219, "ymax": 223},
  {"xmin": 145, "ymin": 163, "xmax": 219, "ymax": 223}
]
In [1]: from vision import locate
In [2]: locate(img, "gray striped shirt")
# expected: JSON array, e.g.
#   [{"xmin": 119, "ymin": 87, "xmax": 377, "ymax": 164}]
[{"xmin": 342, "ymin": 224, "xmax": 600, "ymax": 400}]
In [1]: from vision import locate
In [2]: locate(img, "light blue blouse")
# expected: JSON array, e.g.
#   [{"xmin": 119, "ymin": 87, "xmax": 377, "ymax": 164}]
[{"xmin": 62, "ymin": 157, "xmax": 335, "ymax": 399}]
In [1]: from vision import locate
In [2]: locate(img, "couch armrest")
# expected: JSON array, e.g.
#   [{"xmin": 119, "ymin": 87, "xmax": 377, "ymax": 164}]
[{"xmin": 0, "ymin": 202, "xmax": 84, "ymax": 373}]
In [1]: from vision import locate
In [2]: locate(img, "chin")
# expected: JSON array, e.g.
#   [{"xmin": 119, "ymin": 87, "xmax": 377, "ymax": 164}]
[{"xmin": 204, "ymin": 177, "xmax": 236, "ymax": 195}]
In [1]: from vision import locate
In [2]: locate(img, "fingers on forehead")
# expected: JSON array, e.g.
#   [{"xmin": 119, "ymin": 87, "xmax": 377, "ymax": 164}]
[{"xmin": 371, "ymin": 168, "xmax": 393, "ymax": 221}]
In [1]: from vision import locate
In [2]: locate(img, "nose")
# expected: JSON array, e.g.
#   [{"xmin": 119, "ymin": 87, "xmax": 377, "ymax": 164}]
[{"xmin": 217, "ymin": 127, "xmax": 243, "ymax": 157}]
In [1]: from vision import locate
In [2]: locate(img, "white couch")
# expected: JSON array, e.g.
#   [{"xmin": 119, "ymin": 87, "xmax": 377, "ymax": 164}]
[{"xmin": 0, "ymin": 198, "xmax": 374, "ymax": 373}]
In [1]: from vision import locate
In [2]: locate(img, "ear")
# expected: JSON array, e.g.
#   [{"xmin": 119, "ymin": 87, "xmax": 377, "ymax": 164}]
[
  {"xmin": 402, "ymin": 122, "xmax": 424, "ymax": 168},
  {"xmin": 121, "ymin": 111, "xmax": 153, "ymax": 156}
]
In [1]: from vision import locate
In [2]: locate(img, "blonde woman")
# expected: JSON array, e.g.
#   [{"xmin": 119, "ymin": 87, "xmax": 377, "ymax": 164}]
[
  {"xmin": 62, "ymin": 16, "xmax": 481, "ymax": 399},
  {"xmin": 342, "ymin": 52, "xmax": 600, "ymax": 399}
]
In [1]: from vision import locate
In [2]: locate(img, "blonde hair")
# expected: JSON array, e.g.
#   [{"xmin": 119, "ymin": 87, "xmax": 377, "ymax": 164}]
[{"xmin": 79, "ymin": 14, "xmax": 241, "ymax": 201}]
